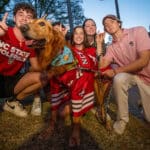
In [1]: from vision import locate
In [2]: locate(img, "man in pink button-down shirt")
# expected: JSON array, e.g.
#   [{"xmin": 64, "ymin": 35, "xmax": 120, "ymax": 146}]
[{"xmin": 97, "ymin": 14, "xmax": 150, "ymax": 135}]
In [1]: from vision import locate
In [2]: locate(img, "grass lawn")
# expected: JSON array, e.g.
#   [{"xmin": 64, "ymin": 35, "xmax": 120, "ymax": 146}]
[{"xmin": 0, "ymin": 99, "xmax": 150, "ymax": 150}]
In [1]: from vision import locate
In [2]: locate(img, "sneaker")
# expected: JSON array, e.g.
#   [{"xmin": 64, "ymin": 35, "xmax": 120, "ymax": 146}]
[
  {"xmin": 113, "ymin": 120, "xmax": 127, "ymax": 135},
  {"xmin": 3, "ymin": 101, "xmax": 28, "ymax": 117},
  {"xmin": 31, "ymin": 98, "xmax": 41, "ymax": 116}
]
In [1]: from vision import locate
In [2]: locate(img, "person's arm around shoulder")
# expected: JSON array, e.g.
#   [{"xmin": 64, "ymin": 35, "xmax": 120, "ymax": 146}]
[{"xmin": 0, "ymin": 13, "xmax": 8, "ymax": 36}]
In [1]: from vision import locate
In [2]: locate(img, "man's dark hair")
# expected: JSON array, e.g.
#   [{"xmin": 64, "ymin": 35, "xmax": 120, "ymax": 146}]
[
  {"xmin": 52, "ymin": 21, "xmax": 65, "ymax": 28},
  {"xmin": 13, "ymin": 2, "xmax": 37, "ymax": 18}
]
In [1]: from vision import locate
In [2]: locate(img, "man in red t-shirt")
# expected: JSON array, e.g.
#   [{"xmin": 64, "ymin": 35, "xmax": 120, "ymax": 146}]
[{"xmin": 0, "ymin": 2, "xmax": 45, "ymax": 117}]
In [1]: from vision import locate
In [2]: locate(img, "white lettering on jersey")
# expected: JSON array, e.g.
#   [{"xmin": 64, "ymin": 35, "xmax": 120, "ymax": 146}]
[
  {"xmin": 79, "ymin": 89, "xmax": 85, "ymax": 97},
  {"xmin": 88, "ymin": 54, "xmax": 97, "ymax": 65},
  {"xmin": 77, "ymin": 51, "xmax": 88, "ymax": 64},
  {"xmin": 0, "ymin": 40, "xmax": 10, "ymax": 50},
  {"xmin": 0, "ymin": 40, "xmax": 30, "ymax": 62}
]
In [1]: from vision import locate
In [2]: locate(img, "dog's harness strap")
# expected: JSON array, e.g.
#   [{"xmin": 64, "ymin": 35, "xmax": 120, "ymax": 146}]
[{"xmin": 75, "ymin": 66, "xmax": 98, "ymax": 73}]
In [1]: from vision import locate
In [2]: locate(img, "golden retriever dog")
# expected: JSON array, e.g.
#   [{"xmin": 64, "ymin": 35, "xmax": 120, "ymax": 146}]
[
  {"xmin": 20, "ymin": 17, "xmax": 112, "ymax": 131},
  {"xmin": 20, "ymin": 16, "xmax": 74, "ymax": 78}
]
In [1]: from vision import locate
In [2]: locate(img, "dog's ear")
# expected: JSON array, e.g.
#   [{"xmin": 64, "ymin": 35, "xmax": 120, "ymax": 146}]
[
  {"xmin": 51, "ymin": 29, "xmax": 65, "ymax": 50},
  {"xmin": 45, "ymin": 23, "xmax": 54, "ymax": 43}
]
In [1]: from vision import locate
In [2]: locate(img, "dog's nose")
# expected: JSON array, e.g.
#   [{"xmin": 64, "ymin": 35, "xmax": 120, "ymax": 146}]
[{"xmin": 20, "ymin": 24, "xmax": 29, "ymax": 33}]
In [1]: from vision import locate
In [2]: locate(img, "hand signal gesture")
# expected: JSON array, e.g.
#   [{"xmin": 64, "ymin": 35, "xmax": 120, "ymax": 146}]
[
  {"xmin": 0, "ymin": 13, "xmax": 8, "ymax": 30},
  {"xmin": 59, "ymin": 24, "xmax": 69, "ymax": 37},
  {"xmin": 96, "ymin": 32, "xmax": 105, "ymax": 56},
  {"xmin": 96, "ymin": 32, "xmax": 105, "ymax": 44},
  {"xmin": 0, "ymin": 13, "xmax": 8, "ymax": 36}
]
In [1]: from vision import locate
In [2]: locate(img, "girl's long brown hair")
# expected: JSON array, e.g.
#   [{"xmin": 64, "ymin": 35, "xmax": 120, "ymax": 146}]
[{"xmin": 70, "ymin": 26, "xmax": 86, "ymax": 48}]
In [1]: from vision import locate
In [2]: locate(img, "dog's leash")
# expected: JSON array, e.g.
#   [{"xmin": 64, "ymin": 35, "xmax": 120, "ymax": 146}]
[
  {"xmin": 96, "ymin": 53, "xmax": 112, "ymax": 126},
  {"xmin": 75, "ymin": 66, "xmax": 99, "ymax": 73}
]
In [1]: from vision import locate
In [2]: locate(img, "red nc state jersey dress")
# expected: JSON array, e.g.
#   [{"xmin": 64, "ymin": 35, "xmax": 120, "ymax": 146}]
[{"xmin": 50, "ymin": 46, "xmax": 98, "ymax": 117}]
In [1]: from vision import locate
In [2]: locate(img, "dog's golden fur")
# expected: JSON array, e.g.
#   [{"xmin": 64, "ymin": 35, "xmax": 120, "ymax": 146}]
[{"xmin": 20, "ymin": 17, "xmax": 71, "ymax": 77}]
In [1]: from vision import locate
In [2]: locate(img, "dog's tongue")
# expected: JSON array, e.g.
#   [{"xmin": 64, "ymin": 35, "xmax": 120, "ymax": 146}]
[
  {"xmin": 25, "ymin": 39, "xmax": 46, "ymax": 48},
  {"xmin": 25, "ymin": 40, "xmax": 34, "ymax": 46}
]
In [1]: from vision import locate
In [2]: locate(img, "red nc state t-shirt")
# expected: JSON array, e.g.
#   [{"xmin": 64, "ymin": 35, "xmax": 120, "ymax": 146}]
[{"xmin": 0, "ymin": 27, "xmax": 36, "ymax": 76}]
